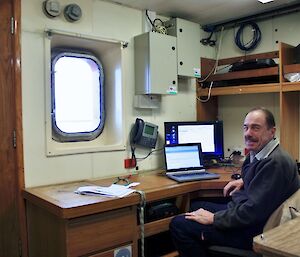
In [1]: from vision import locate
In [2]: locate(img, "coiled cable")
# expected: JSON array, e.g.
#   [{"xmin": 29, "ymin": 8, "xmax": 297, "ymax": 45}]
[{"xmin": 235, "ymin": 21, "xmax": 261, "ymax": 51}]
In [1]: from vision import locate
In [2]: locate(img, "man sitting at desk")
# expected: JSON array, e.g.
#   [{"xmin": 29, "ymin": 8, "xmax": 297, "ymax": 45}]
[{"xmin": 169, "ymin": 107, "xmax": 300, "ymax": 257}]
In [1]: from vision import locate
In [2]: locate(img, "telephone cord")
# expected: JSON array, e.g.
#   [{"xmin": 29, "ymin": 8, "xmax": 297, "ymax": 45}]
[{"xmin": 136, "ymin": 190, "xmax": 146, "ymax": 257}]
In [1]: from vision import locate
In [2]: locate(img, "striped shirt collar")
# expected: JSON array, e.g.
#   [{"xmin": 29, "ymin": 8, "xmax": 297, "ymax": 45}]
[{"xmin": 250, "ymin": 138, "xmax": 279, "ymax": 163}]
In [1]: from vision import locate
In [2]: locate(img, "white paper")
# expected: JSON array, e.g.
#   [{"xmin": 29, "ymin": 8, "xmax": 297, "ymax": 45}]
[{"xmin": 75, "ymin": 183, "xmax": 139, "ymax": 198}]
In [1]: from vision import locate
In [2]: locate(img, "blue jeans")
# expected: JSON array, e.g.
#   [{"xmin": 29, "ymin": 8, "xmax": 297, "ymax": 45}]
[{"xmin": 169, "ymin": 201, "xmax": 257, "ymax": 257}]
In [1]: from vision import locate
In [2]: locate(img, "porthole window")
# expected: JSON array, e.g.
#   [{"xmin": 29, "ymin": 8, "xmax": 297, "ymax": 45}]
[{"xmin": 51, "ymin": 48, "xmax": 105, "ymax": 142}]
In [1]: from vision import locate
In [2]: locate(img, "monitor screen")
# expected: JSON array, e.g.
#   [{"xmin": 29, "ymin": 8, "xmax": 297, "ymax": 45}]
[{"xmin": 164, "ymin": 121, "xmax": 224, "ymax": 162}]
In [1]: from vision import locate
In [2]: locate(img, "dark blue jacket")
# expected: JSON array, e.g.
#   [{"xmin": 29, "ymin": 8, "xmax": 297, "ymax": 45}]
[{"xmin": 214, "ymin": 145, "xmax": 300, "ymax": 232}]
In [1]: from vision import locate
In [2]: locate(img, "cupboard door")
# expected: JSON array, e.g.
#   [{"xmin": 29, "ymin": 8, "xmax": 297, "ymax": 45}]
[
  {"xmin": 280, "ymin": 91, "xmax": 299, "ymax": 160},
  {"xmin": 67, "ymin": 207, "xmax": 136, "ymax": 257},
  {"xmin": 0, "ymin": 1, "xmax": 22, "ymax": 256}
]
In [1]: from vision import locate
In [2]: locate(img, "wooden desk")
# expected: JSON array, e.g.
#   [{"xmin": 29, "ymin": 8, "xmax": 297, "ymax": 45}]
[
  {"xmin": 253, "ymin": 217, "xmax": 300, "ymax": 257},
  {"xmin": 23, "ymin": 168, "xmax": 232, "ymax": 257}
]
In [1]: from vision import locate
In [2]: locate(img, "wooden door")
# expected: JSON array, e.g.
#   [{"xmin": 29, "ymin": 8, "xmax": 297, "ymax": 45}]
[{"xmin": 0, "ymin": 0, "xmax": 23, "ymax": 256}]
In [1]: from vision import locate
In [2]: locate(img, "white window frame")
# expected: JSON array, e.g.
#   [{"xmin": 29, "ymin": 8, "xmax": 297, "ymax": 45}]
[
  {"xmin": 44, "ymin": 30, "xmax": 125, "ymax": 156},
  {"xmin": 51, "ymin": 48, "xmax": 105, "ymax": 142}
]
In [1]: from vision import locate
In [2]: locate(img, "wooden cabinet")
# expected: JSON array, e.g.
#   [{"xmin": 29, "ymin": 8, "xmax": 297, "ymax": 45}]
[
  {"xmin": 24, "ymin": 180, "xmax": 140, "ymax": 257},
  {"xmin": 23, "ymin": 171, "xmax": 231, "ymax": 257},
  {"xmin": 67, "ymin": 208, "xmax": 136, "ymax": 256},
  {"xmin": 87, "ymin": 245, "xmax": 132, "ymax": 257},
  {"xmin": 26, "ymin": 201, "xmax": 137, "ymax": 257},
  {"xmin": 197, "ymin": 42, "xmax": 300, "ymax": 161},
  {"xmin": 279, "ymin": 42, "xmax": 300, "ymax": 162}
]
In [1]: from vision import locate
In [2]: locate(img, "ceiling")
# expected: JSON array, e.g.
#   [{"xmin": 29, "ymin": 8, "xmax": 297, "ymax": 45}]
[{"xmin": 102, "ymin": 0, "xmax": 300, "ymax": 27}]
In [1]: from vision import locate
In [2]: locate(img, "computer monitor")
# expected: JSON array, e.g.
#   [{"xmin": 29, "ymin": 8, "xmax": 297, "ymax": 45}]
[{"xmin": 164, "ymin": 120, "xmax": 224, "ymax": 164}]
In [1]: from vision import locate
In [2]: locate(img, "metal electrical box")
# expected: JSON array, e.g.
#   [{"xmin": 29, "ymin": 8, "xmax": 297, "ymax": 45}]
[
  {"xmin": 134, "ymin": 32, "xmax": 177, "ymax": 95},
  {"xmin": 165, "ymin": 18, "xmax": 201, "ymax": 78}
]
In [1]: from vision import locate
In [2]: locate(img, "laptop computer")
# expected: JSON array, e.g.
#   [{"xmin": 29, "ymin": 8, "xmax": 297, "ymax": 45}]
[{"xmin": 164, "ymin": 143, "xmax": 220, "ymax": 182}]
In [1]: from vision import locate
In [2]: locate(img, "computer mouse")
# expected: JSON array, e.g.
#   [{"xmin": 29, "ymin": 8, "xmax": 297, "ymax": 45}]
[{"xmin": 231, "ymin": 173, "xmax": 241, "ymax": 180}]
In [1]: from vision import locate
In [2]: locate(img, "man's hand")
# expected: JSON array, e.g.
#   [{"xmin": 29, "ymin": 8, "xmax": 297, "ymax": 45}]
[
  {"xmin": 185, "ymin": 208, "xmax": 214, "ymax": 225},
  {"xmin": 223, "ymin": 178, "xmax": 243, "ymax": 197}
]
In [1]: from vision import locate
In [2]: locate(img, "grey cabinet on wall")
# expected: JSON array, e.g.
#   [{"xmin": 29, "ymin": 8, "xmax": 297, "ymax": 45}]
[
  {"xmin": 134, "ymin": 32, "xmax": 177, "ymax": 95},
  {"xmin": 165, "ymin": 18, "xmax": 201, "ymax": 78}
]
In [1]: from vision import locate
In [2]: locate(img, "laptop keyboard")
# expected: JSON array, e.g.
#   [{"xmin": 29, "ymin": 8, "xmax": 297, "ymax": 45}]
[
  {"xmin": 169, "ymin": 171, "xmax": 220, "ymax": 182},
  {"xmin": 173, "ymin": 172, "xmax": 211, "ymax": 178},
  {"xmin": 171, "ymin": 169, "xmax": 206, "ymax": 175}
]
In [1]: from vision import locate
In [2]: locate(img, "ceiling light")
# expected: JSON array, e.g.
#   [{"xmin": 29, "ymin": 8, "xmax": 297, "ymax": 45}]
[{"xmin": 258, "ymin": 0, "xmax": 274, "ymax": 3}]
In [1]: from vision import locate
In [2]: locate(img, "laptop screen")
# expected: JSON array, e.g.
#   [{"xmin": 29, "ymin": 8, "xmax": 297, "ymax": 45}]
[{"xmin": 164, "ymin": 143, "xmax": 204, "ymax": 171}]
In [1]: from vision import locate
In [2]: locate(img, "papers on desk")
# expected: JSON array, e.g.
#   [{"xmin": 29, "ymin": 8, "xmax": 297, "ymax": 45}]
[{"xmin": 75, "ymin": 182, "xmax": 140, "ymax": 198}]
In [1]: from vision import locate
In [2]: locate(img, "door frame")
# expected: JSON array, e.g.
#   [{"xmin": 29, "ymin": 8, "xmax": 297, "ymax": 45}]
[
  {"xmin": 0, "ymin": 0, "xmax": 27, "ymax": 256},
  {"xmin": 13, "ymin": 0, "xmax": 27, "ymax": 256}
]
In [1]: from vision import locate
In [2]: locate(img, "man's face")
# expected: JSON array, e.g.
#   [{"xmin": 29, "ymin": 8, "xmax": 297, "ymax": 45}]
[{"xmin": 243, "ymin": 110, "xmax": 276, "ymax": 153}]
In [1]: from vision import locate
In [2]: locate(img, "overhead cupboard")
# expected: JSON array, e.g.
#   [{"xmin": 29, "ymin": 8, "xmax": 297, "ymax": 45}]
[{"xmin": 197, "ymin": 42, "xmax": 300, "ymax": 161}]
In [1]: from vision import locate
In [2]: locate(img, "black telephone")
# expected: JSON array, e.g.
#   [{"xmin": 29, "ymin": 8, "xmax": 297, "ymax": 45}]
[{"xmin": 130, "ymin": 118, "xmax": 158, "ymax": 148}]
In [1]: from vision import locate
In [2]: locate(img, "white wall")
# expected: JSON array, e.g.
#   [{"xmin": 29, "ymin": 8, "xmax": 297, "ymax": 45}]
[
  {"xmin": 212, "ymin": 12, "xmax": 300, "ymax": 157},
  {"xmin": 22, "ymin": 0, "xmax": 203, "ymax": 187},
  {"xmin": 219, "ymin": 94, "xmax": 280, "ymax": 157},
  {"xmin": 21, "ymin": 0, "xmax": 300, "ymax": 187}
]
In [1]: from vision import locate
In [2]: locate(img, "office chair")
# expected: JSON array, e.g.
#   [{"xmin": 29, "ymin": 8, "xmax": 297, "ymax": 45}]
[
  {"xmin": 208, "ymin": 245, "xmax": 262, "ymax": 257},
  {"xmin": 164, "ymin": 247, "xmax": 261, "ymax": 257},
  {"xmin": 207, "ymin": 188, "xmax": 300, "ymax": 257}
]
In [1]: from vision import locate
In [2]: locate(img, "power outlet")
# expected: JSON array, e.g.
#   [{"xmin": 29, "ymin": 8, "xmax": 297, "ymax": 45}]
[
  {"xmin": 233, "ymin": 147, "xmax": 243, "ymax": 155},
  {"xmin": 124, "ymin": 158, "xmax": 136, "ymax": 169},
  {"xmin": 114, "ymin": 245, "xmax": 132, "ymax": 257},
  {"xmin": 227, "ymin": 146, "xmax": 244, "ymax": 156}
]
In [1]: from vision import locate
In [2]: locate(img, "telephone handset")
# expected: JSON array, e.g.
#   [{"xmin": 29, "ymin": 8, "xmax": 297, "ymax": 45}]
[{"xmin": 130, "ymin": 118, "xmax": 158, "ymax": 148}]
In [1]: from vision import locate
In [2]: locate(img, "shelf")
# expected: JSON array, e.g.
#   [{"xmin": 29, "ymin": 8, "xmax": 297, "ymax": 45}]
[
  {"xmin": 282, "ymin": 82, "xmax": 300, "ymax": 92},
  {"xmin": 198, "ymin": 83, "xmax": 280, "ymax": 96},
  {"xmin": 200, "ymin": 51, "xmax": 279, "ymax": 90},
  {"xmin": 161, "ymin": 251, "xmax": 179, "ymax": 257},
  {"xmin": 140, "ymin": 216, "xmax": 174, "ymax": 238},
  {"xmin": 197, "ymin": 42, "xmax": 300, "ymax": 161},
  {"xmin": 282, "ymin": 64, "xmax": 300, "ymax": 84},
  {"xmin": 283, "ymin": 63, "xmax": 300, "ymax": 74},
  {"xmin": 205, "ymin": 66, "xmax": 278, "ymax": 82}
]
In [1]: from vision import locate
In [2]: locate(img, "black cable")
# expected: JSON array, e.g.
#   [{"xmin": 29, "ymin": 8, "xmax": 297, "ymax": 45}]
[
  {"xmin": 145, "ymin": 9, "xmax": 155, "ymax": 31},
  {"xmin": 145, "ymin": 10, "xmax": 166, "ymax": 34},
  {"xmin": 130, "ymin": 143, "xmax": 137, "ymax": 166},
  {"xmin": 153, "ymin": 18, "xmax": 163, "ymax": 27},
  {"xmin": 130, "ymin": 142, "xmax": 163, "ymax": 167},
  {"xmin": 234, "ymin": 21, "xmax": 261, "ymax": 51},
  {"xmin": 135, "ymin": 147, "xmax": 164, "ymax": 161},
  {"xmin": 200, "ymin": 31, "xmax": 216, "ymax": 46}
]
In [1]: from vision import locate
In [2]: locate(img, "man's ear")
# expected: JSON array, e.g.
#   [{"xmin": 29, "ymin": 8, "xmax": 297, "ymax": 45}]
[{"xmin": 270, "ymin": 127, "xmax": 276, "ymax": 137}]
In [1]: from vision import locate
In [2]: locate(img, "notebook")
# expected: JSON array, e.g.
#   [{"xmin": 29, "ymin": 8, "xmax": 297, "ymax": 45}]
[{"xmin": 164, "ymin": 143, "xmax": 220, "ymax": 182}]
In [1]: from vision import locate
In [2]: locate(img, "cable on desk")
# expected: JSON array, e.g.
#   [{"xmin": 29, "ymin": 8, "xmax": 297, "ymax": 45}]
[
  {"xmin": 135, "ymin": 190, "xmax": 146, "ymax": 257},
  {"xmin": 113, "ymin": 176, "xmax": 131, "ymax": 186}
]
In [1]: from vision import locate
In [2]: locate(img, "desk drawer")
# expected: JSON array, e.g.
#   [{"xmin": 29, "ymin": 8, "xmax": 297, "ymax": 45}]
[
  {"xmin": 87, "ymin": 245, "xmax": 132, "ymax": 257},
  {"xmin": 67, "ymin": 207, "xmax": 136, "ymax": 257}
]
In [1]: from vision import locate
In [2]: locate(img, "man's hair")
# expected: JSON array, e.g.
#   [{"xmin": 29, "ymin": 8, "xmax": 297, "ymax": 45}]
[{"xmin": 247, "ymin": 107, "xmax": 276, "ymax": 129}]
